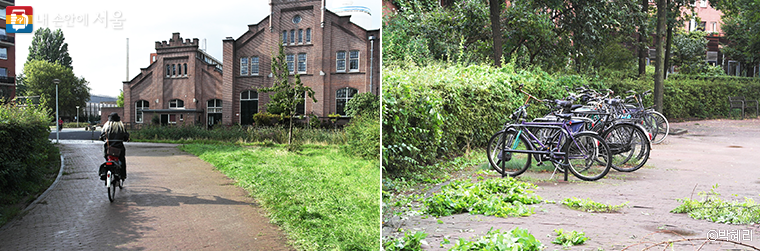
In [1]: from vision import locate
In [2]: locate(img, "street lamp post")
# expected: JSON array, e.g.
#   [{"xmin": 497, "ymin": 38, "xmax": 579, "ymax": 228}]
[
  {"xmin": 54, "ymin": 79, "xmax": 60, "ymax": 143},
  {"xmin": 76, "ymin": 105, "xmax": 80, "ymax": 128}
]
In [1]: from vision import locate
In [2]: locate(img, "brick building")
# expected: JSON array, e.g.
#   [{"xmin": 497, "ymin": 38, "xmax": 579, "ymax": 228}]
[
  {"xmin": 118, "ymin": 0, "xmax": 379, "ymax": 127},
  {"xmin": 0, "ymin": 1, "xmax": 17, "ymax": 101}
]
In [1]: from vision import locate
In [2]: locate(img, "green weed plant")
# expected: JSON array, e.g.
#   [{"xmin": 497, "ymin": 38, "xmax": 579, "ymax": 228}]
[
  {"xmin": 560, "ymin": 197, "xmax": 628, "ymax": 213},
  {"xmin": 424, "ymin": 178, "xmax": 543, "ymax": 218},
  {"xmin": 671, "ymin": 184, "xmax": 760, "ymax": 224}
]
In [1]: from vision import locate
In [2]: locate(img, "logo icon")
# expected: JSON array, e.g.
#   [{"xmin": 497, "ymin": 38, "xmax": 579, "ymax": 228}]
[{"xmin": 7, "ymin": 6, "xmax": 33, "ymax": 33}]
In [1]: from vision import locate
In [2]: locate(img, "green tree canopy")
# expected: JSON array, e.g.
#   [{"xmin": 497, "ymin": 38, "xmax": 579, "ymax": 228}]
[
  {"xmin": 259, "ymin": 43, "xmax": 316, "ymax": 145},
  {"xmin": 711, "ymin": 0, "xmax": 760, "ymax": 76},
  {"xmin": 27, "ymin": 28, "xmax": 73, "ymax": 69},
  {"xmin": 21, "ymin": 60, "xmax": 90, "ymax": 118}
]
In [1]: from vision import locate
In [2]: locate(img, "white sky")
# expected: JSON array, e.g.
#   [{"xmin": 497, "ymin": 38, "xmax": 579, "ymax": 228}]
[{"xmin": 14, "ymin": 0, "xmax": 382, "ymax": 97}]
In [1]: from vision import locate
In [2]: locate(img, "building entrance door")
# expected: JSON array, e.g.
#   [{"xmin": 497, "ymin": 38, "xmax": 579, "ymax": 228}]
[
  {"xmin": 160, "ymin": 114, "xmax": 169, "ymax": 125},
  {"xmin": 240, "ymin": 100, "xmax": 257, "ymax": 125}
]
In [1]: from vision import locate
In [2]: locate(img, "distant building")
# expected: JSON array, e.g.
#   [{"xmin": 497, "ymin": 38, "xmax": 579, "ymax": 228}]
[
  {"xmin": 0, "ymin": 1, "xmax": 17, "ymax": 101},
  {"xmin": 116, "ymin": 0, "xmax": 380, "ymax": 127}
]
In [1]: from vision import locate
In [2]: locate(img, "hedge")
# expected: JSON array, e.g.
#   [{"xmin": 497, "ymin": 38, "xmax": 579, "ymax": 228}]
[
  {"xmin": 0, "ymin": 104, "xmax": 57, "ymax": 201},
  {"xmin": 382, "ymin": 63, "xmax": 760, "ymax": 173}
]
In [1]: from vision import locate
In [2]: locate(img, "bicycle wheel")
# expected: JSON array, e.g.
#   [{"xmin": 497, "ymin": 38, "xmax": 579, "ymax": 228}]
[
  {"xmin": 487, "ymin": 129, "xmax": 533, "ymax": 177},
  {"xmin": 107, "ymin": 171, "xmax": 115, "ymax": 202},
  {"xmin": 565, "ymin": 132, "xmax": 611, "ymax": 181},
  {"xmin": 649, "ymin": 111, "xmax": 669, "ymax": 144},
  {"xmin": 602, "ymin": 123, "xmax": 651, "ymax": 172}
]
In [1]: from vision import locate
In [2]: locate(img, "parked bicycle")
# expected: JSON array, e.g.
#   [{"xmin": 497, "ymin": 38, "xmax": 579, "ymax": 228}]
[{"xmin": 486, "ymin": 85, "xmax": 612, "ymax": 181}]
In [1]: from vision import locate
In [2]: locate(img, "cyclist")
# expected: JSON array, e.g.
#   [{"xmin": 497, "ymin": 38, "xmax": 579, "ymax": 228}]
[{"xmin": 99, "ymin": 112, "xmax": 130, "ymax": 181}]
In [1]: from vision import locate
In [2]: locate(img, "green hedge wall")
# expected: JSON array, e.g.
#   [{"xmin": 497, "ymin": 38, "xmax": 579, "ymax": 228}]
[
  {"xmin": 0, "ymin": 104, "xmax": 57, "ymax": 199},
  {"xmin": 382, "ymin": 63, "xmax": 760, "ymax": 173}
]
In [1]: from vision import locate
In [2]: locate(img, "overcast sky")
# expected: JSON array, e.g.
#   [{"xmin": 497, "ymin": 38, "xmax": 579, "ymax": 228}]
[{"xmin": 15, "ymin": 0, "xmax": 382, "ymax": 97}]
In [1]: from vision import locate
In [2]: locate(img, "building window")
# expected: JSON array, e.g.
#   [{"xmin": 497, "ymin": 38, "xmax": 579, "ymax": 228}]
[
  {"xmin": 169, "ymin": 99, "xmax": 184, "ymax": 109},
  {"xmin": 349, "ymin": 50, "xmax": 359, "ymax": 72},
  {"xmin": 0, "ymin": 48, "xmax": 6, "ymax": 60},
  {"xmin": 290, "ymin": 30, "xmax": 295, "ymax": 44},
  {"xmin": 172, "ymin": 64, "xmax": 176, "ymax": 76},
  {"xmin": 298, "ymin": 53, "xmax": 307, "ymax": 73},
  {"xmin": 298, "ymin": 29, "xmax": 303, "ymax": 44},
  {"xmin": 207, "ymin": 99, "xmax": 222, "ymax": 113},
  {"xmin": 282, "ymin": 30, "xmax": 287, "ymax": 45},
  {"xmin": 178, "ymin": 63, "xmax": 182, "ymax": 76},
  {"xmin": 306, "ymin": 28, "xmax": 311, "ymax": 43},
  {"xmin": 0, "ymin": 68, "xmax": 6, "ymax": 77},
  {"xmin": 184, "ymin": 63, "xmax": 187, "ymax": 76},
  {"xmin": 698, "ymin": 22, "xmax": 706, "ymax": 31},
  {"xmin": 336, "ymin": 87, "xmax": 358, "ymax": 116},
  {"xmin": 136, "ymin": 100, "xmax": 149, "ymax": 123},
  {"xmin": 336, "ymin": 51, "xmax": 346, "ymax": 72},
  {"xmin": 711, "ymin": 22, "xmax": 717, "ymax": 32},
  {"xmin": 240, "ymin": 57, "xmax": 249, "ymax": 76},
  {"xmin": 166, "ymin": 64, "xmax": 171, "ymax": 77},
  {"xmin": 251, "ymin": 57, "xmax": 260, "ymax": 75},
  {"xmin": 293, "ymin": 15, "xmax": 301, "ymax": 24},
  {"xmin": 287, "ymin": 54, "xmax": 295, "ymax": 74},
  {"xmin": 700, "ymin": 0, "xmax": 707, "ymax": 7}
]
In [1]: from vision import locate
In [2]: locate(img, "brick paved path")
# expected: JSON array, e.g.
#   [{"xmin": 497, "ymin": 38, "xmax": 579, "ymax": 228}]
[{"xmin": 0, "ymin": 141, "xmax": 293, "ymax": 250}]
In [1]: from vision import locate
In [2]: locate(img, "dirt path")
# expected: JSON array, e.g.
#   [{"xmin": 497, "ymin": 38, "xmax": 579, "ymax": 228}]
[
  {"xmin": 0, "ymin": 141, "xmax": 293, "ymax": 250},
  {"xmin": 385, "ymin": 119, "xmax": 760, "ymax": 250}
]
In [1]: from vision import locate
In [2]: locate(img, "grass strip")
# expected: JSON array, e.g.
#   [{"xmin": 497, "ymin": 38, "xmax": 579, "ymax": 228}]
[{"xmin": 180, "ymin": 143, "xmax": 380, "ymax": 251}]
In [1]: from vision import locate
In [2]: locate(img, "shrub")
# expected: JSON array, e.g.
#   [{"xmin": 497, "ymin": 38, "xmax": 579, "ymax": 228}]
[
  {"xmin": 345, "ymin": 92, "xmax": 380, "ymax": 117},
  {"xmin": 0, "ymin": 104, "xmax": 56, "ymax": 201},
  {"xmin": 343, "ymin": 113, "xmax": 380, "ymax": 160},
  {"xmin": 130, "ymin": 124, "xmax": 346, "ymax": 145},
  {"xmin": 252, "ymin": 112, "xmax": 281, "ymax": 127}
]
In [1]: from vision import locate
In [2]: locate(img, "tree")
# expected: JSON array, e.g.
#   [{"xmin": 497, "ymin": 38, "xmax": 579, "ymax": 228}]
[
  {"xmin": 21, "ymin": 60, "xmax": 90, "ymax": 118},
  {"xmin": 711, "ymin": 0, "xmax": 760, "ymax": 77},
  {"xmin": 488, "ymin": 0, "xmax": 502, "ymax": 67},
  {"xmin": 117, "ymin": 90, "xmax": 124, "ymax": 107},
  {"xmin": 27, "ymin": 28, "xmax": 73, "ymax": 69},
  {"xmin": 638, "ymin": 0, "xmax": 650, "ymax": 76},
  {"xmin": 258, "ymin": 43, "xmax": 316, "ymax": 145},
  {"xmin": 671, "ymin": 30, "xmax": 709, "ymax": 74},
  {"xmin": 654, "ymin": 0, "xmax": 667, "ymax": 113}
]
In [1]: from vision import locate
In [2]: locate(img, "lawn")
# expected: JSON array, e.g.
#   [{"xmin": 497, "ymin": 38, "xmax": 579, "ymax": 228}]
[{"xmin": 181, "ymin": 143, "xmax": 380, "ymax": 251}]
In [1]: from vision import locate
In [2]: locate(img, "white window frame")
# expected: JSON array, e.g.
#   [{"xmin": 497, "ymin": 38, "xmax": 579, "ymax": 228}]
[
  {"xmin": 298, "ymin": 29, "xmax": 303, "ymax": 44},
  {"xmin": 336, "ymin": 51, "xmax": 346, "ymax": 72},
  {"xmin": 169, "ymin": 99, "xmax": 184, "ymax": 109},
  {"xmin": 207, "ymin": 99, "xmax": 223, "ymax": 114},
  {"xmin": 287, "ymin": 54, "xmax": 295, "ymax": 74},
  {"xmin": 298, "ymin": 53, "xmax": 307, "ymax": 73},
  {"xmin": 290, "ymin": 30, "xmax": 295, "ymax": 45},
  {"xmin": 135, "ymin": 100, "xmax": 149, "ymax": 123},
  {"xmin": 240, "ymin": 57, "xmax": 249, "ymax": 76},
  {"xmin": 282, "ymin": 30, "xmax": 287, "ymax": 45},
  {"xmin": 251, "ymin": 56, "xmax": 260, "ymax": 75},
  {"xmin": 306, "ymin": 28, "xmax": 311, "ymax": 43},
  {"xmin": 336, "ymin": 87, "xmax": 358, "ymax": 116},
  {"xmin": 349, "ymin": 50, "xmax": 360, "ymax": 72}
]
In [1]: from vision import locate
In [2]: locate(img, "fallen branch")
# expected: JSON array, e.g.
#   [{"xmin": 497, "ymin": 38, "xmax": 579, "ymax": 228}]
[{"xmin": 624, "ymin": 237, "xmax": 760, "ymax": 250}]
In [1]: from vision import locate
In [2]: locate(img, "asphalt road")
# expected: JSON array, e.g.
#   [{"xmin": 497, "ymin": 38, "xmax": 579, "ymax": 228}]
[{"xmin": 49, "ymin": 127, "xmax": 103, "ymax": 141}]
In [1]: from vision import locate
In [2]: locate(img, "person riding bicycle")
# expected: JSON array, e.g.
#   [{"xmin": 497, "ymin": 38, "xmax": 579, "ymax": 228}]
[{"xmin": 99, "ymin": 112, "xmax": 130, "ymax": 180}]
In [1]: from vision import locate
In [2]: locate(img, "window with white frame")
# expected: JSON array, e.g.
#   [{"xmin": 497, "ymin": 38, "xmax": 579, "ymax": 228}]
[
  {"xmin": 135, "ymin": 100, "xmax": 149, "ymax": 123},
  {"xmin": 336, "ymin": 87, "xmax": 358, "ymax": 116},
  {"xmin": 169, "ymin": 99, "xmax": 184, "ymax": 109},
  {"xmin": 240, "ymin": 57, "xmax": 249, "ymax": 75},
  {"xmin": 251, "ymin": 56, "xmax": 260, "ymax": 75},
  {"xmin": 207, "ymin": 99, "xmax": 222, "ymax": 113},
  {"xmin": 287, "ymin": 54, "xmax": 295, "ymax": 74},
  {"xmin": 298, "ymin": 53, "xmax": 307, "ymax": 73},
  {"xmin": 290, "ymin": 30, "xmax": 295, "ymax": 44},
  {"xmin": 306, "ymin": 28, "xmax": 311, "ymax": 43},
  {"xmin": 336, "ymin": 51, "xmax": 346, "ymax": 72},
  {"xmin": 349, "ymin": 50, "xmax": 359, "ymax": 72},
  {"xmin": 282, "ymin": 30, "xmax": 287, "ymax": 45}
]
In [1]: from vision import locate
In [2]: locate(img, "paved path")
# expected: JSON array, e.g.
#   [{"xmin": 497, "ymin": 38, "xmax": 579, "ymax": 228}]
[{"xmin": 0, "ymin": 141, "xmax": 293, "ymax": 250}]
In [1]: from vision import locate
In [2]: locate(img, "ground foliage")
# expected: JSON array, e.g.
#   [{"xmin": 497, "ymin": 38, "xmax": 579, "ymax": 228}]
[
  {"xmin": 449, "ymin": 227, "xmax": 544, "ymax": 251},
  {"xmin": 423, "ymin": 177, "xmax": 543, "ymax": 218},
  {"xmin": 671, "ymin": 184, "xmax": 760, "ymax": 224},
  {"xmin": 551, "ymin": 229, "xmax": 589, "ymax": 247},
  {"xmin": 560, "ymin": 197, "xmax": 628, "ymax": 213}
]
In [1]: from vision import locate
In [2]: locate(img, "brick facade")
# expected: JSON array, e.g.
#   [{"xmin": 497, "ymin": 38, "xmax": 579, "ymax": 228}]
[
  {"xmin": 119, "ymin": 0, "xmax": 379, "ymax": 126},
  {"xmin": 0, "ymin": 1, "xmax": 17, "ymax": 101}
]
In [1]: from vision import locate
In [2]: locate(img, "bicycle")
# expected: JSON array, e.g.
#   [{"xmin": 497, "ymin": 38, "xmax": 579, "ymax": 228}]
[
  {"xmin": 486, "ymin": 85, "xmax": 612, "ymax": 181},
  {"xmin": 100, "ymin": 154, "xmax": 123, "ymax": 202},
  {"xmin": 623, "ymin": 90, "xmax": 669, "ymax": 144}
]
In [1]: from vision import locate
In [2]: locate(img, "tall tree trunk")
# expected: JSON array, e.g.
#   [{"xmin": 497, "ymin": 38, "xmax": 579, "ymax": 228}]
[
  {"xmin": 638, "ymin": 0, "xmax": 649, "ymax": 77},
  {"xmin": 654, "ymin": 0, "xmax": 667, "ymax": 113},
  {"xmin": 489, "ymin": 0, "xmax": 502, "ymax": 67},
  {"xmin": 664, "ymin": 22, "xmax": 673, "ymax": 79}
]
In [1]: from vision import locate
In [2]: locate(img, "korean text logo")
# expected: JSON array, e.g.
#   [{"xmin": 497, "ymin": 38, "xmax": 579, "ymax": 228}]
[{"xmin": 7, "ymin": 6, "xmax": 33, "ymax": 33}]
